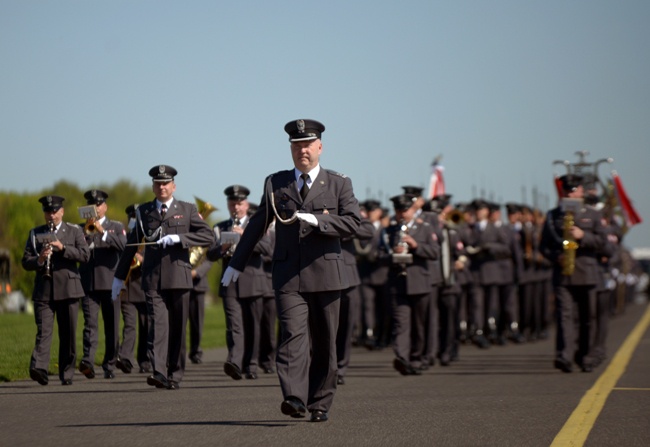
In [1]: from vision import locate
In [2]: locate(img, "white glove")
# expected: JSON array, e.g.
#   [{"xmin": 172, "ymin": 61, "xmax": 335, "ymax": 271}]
[
  {"xmin": 111, "ymin": 278, "xmax": 124, "ymax": 301},
  {"xmin": 157, "ymin": 234, "xmax": 181, "ymax": 248},
  {"xmin": 296, "ymin": 213, "xmax": 318, "ymax": 227},
  {"xmin": 221, "ymin": 266, "xmax": 241, "ymax": 287}
]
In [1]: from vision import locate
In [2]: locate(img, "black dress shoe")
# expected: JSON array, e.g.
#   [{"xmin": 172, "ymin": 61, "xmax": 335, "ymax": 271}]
[
  {"xmin": 30, "ymin": 368, "xmax": 49, "ymax": 386},
  {"xmin": 167, "ymin": 380, "xmax": 180, "ymax": 389},
  {"xmin": 147, "ymin": 373, "xmax": 169, "ymax": 389},
  {"xmin": 393, "ymin": 358, "xmax": 420, "ymax": 376},
  {"xmin": 139, "ymin": 364, "xmax": 152, "ymax": 374},
  {"xmin": 337, "ymin": 376, "xmax": 345, "ymax": 385},
  {"xmin": 581, "ymin": 364, "xmax": 594, "ymax": 373},
  {"xmin": 79, "ymin": 360, "xmax": 95, "ymax": 379},
  {"xmin": 61, "ymin": 379, "xmax": 73, "ymax": 386},
  {"xmin": 223, "ymin": 361, "xmax": 243, "ymax": 380},
  {"xmin": 245, "ymin": 372, "xmax": 258, "ymax": 380},
  {"xmin": 310, "ymin": 410, "xmax": 329, "ymax": 422},
  {"xmin": 189, "ymin": 354, "xmax": 202, "ymax": 364},
  {"xmin": 473, "ymin": 334, "xmax": 491, "ymax": 349},
  {"xmin": 281, "ymin": 397, "xmax": 306, "ymax": 418},
  {"xmin": 554, "ymin": 358, "xmax": 573, "ymax": 373},
  {"xmin": 116, "ymin": 358, "xmax": 133, "ymax": 374},
  {"xmin": 104, "ymin": 370, "xmax": 115, "ymax": 379},
  {"xmin": 262, "ymin": 367, "xmax": 275, "ymax": 374}
]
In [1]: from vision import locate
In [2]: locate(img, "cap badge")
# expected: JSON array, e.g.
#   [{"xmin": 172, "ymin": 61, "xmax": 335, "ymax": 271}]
[
  {"xmin": 159, "ymin": 165, "xmax": 165, "ymax": 174},
  {"xmin": 47, "ymin": 196, "xmax": 52, "ymax": 204},
  {"xmin": 91, "ymin": 190, "xmax": 97, "ymax": 198},
  {"xmin": 297, "ymin": 120, "xmax": 305, "ymax": 133}
]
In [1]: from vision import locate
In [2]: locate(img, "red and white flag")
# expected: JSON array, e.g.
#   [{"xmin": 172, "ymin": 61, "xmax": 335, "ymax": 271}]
[
  {"xmin": 612, "ymin": 171, "xmax": 642, "ymax": 227},
  {"xmin": 428, "ymin": 158, "xmax": 445, "ymax": 199}
]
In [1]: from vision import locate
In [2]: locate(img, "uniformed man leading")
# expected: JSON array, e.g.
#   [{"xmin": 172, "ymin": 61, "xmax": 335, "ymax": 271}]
[{"xmin": 221, "ymin": 119, "xmax": 361, "ymax": 422}]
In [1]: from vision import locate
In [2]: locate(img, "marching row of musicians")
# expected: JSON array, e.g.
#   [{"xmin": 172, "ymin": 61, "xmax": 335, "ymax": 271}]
[{"xmin": 21, "ymin": 167, "xmax": 627, "ymax": 388}]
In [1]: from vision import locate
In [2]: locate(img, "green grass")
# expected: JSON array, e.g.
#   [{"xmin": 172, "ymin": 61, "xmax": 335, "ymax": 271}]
[{"xmin": 0, "ymin": 299, "xmax": 226, "ymax": 382}]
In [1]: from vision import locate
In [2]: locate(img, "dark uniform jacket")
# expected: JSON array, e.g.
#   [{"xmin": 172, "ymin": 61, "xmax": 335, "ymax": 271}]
[
  {"xmin": 340, "ymin": 219, "xmax": 374, "ymax": 289},
  {"xmin": 540, "ymin": 204, "xmax": 606, "ymax": 287},
  {"xmin": 228, "ymin": 168, "xmax": 361, "ymax": 293},
  {"xmin": 79, "ymin": 218, "xmax": 126, "ymax": 292},
  {"xmin": 115, "ymin": 198, "xmax": 215, "ymax": 291},
  {"xmin": 468, "ymin": 221, "xmax": 510, "ymax": 286},
  {"xmin": 379, "ymin": 217, "xmax": 439, "ymax": 296},
  {"xmin": 22, "ymin": 222, "xmax": 90, "ymax": 301},
  {"xmin": 358, "ymin": 220, "xmax": 390, "ymax": 287},
  {"xmin": 208, "ymin": 217, "xmax": 272, "ymax": 299}
]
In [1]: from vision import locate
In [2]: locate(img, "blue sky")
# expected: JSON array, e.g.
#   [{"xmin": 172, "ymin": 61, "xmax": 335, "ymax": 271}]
[{"xmin": 1, "ymin": 1, "xmax": 649, "ymax": 248}]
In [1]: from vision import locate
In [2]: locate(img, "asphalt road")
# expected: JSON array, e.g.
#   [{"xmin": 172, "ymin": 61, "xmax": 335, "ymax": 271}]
[{"xmin": 1, "ymin": 299, "xmax": 648, "ymax": 447}]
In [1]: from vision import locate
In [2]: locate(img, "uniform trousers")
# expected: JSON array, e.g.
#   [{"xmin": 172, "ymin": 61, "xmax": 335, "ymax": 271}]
[
  {"xmin": 81, "ymin": 291, "xmax": 120, "ymax": 372},
  {"xmin": 336, "ymin": 285, "xmax": 360, "ymax": 377},
  {"xmin": 31, "ymin": 297, "xmax": 79, "ymax": 382},
  {"xmin": 118, "ymin": 300, "xmax": 149, "ymax": 370},
  {"xmin": 259, "ymin": 295, "xmax": 277, "ymax": 371},
  {"xmin": 554, "ymin": 285, "xmax": 597, "ymax": 367},
  {"xmin": 592, "ymin": 288, "xmax": 611, "ymax": 365},
  {"xmin": 223, "ymin": 295, "xmax": 263, "ymax": 374},
  {"xmin": 146, "ymin": 289, "xmax": 189, "ymax": 382},
  {"xmin": 437, "ymin": 289, "xmax": 458, "ymax": 363},
  {"xmin": 188, "ymin": 289, "xmax": 205, "ymax": 360},
  {"xmin": 391, "ymin": 282, "xmax": 429, "ymax": 368},
  {"xmin": 360, "ymin": 283, "xmax": 392, "ymax": 347},
  {"xmin": 422, "ymin": 286, "xmax": 440, "ymax": 365},
  {"xmin": 275, "ymin": 290, "xmax": 340, "ymax": 412}
]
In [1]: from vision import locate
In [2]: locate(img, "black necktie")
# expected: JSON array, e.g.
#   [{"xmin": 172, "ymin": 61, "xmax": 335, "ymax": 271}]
[
  {"xmin": 161, "ymin": 204, "xmax": 167, "ymax": 218},
  {"xmin": 300, "ymin": 173, "xmax": 309, "ymax": 200}
]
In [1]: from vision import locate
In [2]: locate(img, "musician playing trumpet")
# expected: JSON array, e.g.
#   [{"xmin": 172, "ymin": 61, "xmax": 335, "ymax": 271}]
[
  {"xmin": 22, "ymin": 195, "xmax": 90, "ymax": 386},
  {"xmin": 540, "ymin": 174, "xmax": 607, "ymax": 374},
  {"xmin": 78, "ymin": 189, "xmax": 127, "ymax": 380}
]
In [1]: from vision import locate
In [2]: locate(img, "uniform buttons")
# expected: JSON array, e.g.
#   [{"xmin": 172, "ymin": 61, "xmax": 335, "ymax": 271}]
[{"xmin": 302, "ymin": 228, "xmax": 307, "ymax": 234}]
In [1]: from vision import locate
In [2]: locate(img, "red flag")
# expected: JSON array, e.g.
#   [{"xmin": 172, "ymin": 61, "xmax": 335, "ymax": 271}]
[
  {"xmin": 554, "ymin": 175, "xmax": 563, "ymax": 199},
  {"xmin": 612, "ymin": 171, "xmax": 642, "ymax": 226},
  {"xmin": 427, "ymin": 160, "xmax": 445, "ymax": 199}
]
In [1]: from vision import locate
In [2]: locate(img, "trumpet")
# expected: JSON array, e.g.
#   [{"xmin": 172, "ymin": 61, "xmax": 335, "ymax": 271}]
[
  {"xmin": 189, "ymin": 197, "xmax": 218, "ymax": 267},
  {"xmin": 79, "ymin": 205, "xmax": 99, "ymax": 235}
]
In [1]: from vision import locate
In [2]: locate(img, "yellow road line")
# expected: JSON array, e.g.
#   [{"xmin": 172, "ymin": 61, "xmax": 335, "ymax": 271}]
[
  {"xmin": 551, "ymin": 305, "xmax": 650, "ymax": 447},
  {"xmin": 612, "ymin": 387, "xmax": 650, "ymax": 391}
]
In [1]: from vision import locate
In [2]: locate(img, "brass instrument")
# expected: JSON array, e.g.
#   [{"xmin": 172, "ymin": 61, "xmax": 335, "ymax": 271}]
[
  {"xmin": 561, "ymin": 210, "xmax": 579, "ymax": 275},
  {"xmin": 119, "ymin": 246, "xmax": 143, "ymax": 300},
  {"xmin": 79, "ymin": 205, "xmax": 99, "ymax": 235},
  {"xmin": 446, "ymin": 209, "xmax": 464, "ymax": 227},
  {"xmin": 189, "ymin": 197, "xmax": 218, "ymax": 267},
  {"xmin": 43, "ymin": 220, "xmax": 55, "ymax": 279}
]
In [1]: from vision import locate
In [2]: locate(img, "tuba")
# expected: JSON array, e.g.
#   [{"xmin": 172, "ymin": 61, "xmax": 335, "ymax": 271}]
[
  {"xmin": 189, "ymin": 197, "xmax": 218, "ymax": 267},
  {"xmin": 446, "ymin": 208, "xmax": 465, "ymax": 227}
]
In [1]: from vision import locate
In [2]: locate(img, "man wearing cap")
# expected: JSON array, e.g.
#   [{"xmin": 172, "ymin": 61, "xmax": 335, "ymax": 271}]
[
  {"xmin": 466, "ymin": 199, "xmax": 510, "ymax": 348},
  {"xmin": 380, "ymin": 194, "xmax": 439, "ymax": 375},
  {"xmin": 223, "ymin": 119, "xmax": 360, "ymax": 422},
  {"xmin": 116, "ymin": 204, "xmax": 151, "ymax": 374},
  {"xmin": 402, "ymin": 186, "xmax": 444, "ymax": 368},
  {"xmin": 22, "ymin": 195, "xmax": 90, "ymax": 385},
  {"xmin": 112, "ymin": 165, "xmax": 215, "ymax": 390},
  {"xmin": 431, "ymin": 194, "xmax": 467, "ymax": 365},
  {"xmin": 357, "ymin": 200, "xmax": 391, "ymax": 350},
  {"xmin": 207, "ymin": 185, "xmax": 272, "ymax": 380},
  {"xmin": 78, "ymin": 189, "xmax": 127, "ymax": 379},
  {"xmin": 540, "ymin": 174, "xmax": 606, "ymax": 373}
]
